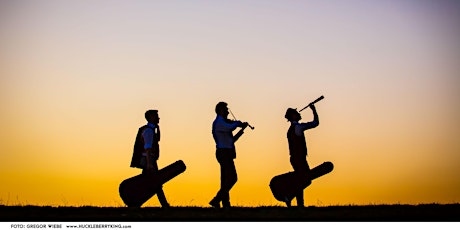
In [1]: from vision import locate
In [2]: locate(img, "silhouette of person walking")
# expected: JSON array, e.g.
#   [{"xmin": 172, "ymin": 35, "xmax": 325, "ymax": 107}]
[
  {"xmin": 130, "ymin": 109, "xmax": 170, "ymax": 208},
  {"xmin": 284, "ymin": 104, "xmax": 319, "ymax": 207},
  {"xmin": 209, "ymin": 102, "xmax": 248, "ymax": 209}
]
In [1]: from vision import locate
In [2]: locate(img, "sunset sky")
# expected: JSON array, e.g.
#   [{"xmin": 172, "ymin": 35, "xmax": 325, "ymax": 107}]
[{"xmin": 1, "ymin": 0, "xmax": 459, "ymax": 207}]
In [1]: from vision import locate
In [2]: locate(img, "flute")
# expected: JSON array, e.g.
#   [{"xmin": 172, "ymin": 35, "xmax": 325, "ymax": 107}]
[{"xmin": 298, "ymin": 95, "xmax": 324, "ymax": 112}]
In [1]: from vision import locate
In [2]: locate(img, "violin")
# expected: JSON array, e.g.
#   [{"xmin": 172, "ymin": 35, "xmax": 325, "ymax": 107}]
[{"xmin": 228, "ymin": 109, "xmax": 254, "ymax": 130}]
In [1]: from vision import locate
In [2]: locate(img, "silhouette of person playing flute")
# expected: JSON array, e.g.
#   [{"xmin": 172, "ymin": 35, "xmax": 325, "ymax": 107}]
[{"xmin": 284, "ymin": 103, "xmax": 319, "ymax": 207}]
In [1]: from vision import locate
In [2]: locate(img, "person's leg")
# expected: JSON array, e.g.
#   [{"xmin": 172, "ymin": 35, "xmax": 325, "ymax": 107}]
[
  {"xmin": 151, "ymin": 160, "xmax": 170, "ymax": 208},
  {"xmin": 210, "ymin": 150, "xmax": 224, "ymax": 208},
  {"xmin": 295, "ymin": 192, "xmax": 304, "ymax": 207},
  {"xmin": 156, "ymin": 189, "xmax": 169, "ymax": 207},
  {"xmin": 290, "ymin": 155, "xmax": 310, "ymax": 207},
  {"xmin": 221, "ymin": 157, "xmax": 237, "ymax": 208},
  {"xmin": 210, "ymin": 149, "xmax": 238, "ymax": 208}
]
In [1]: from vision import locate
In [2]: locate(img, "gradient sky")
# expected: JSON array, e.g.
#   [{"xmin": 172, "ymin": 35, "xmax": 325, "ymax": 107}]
[{"xmin": 1, "ymin": 0, "xmax": 459, "ymax": 207}]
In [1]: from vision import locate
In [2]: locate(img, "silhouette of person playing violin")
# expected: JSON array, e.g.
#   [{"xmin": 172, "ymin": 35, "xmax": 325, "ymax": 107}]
[
  {"xmin": 284, "ymin": 104, "xmax": 319, "ymax": 207},
  {"xmin": 209, "ymin": 102, "xmax": 248, "ymax": 209}
]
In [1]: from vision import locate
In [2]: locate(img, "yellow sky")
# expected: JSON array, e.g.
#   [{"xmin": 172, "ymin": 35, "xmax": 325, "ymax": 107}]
[{"xmin": 1, "ymin": 0, "xmax": 459, "ymax": 207}]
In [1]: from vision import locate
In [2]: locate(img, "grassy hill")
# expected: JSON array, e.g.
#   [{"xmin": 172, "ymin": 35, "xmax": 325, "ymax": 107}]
[{"xmin": 1, "ymin": 204, "xmax": 459, "ymax": 222}]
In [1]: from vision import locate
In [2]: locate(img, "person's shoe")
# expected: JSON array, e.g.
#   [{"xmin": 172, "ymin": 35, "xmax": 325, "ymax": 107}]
[
  {"xmin": 222, "ymin": 201, "xmax": 231, "ymax": 210},
  {"xmin": 283, "ymin": 197, "xmax": 291, "ymax": 208},
  {"xmin": 209, "ymin": 198, "xmax": 221, "ymax": 208}
]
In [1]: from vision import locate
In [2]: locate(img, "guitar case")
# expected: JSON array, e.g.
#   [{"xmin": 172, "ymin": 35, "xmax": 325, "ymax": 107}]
[
  {"xmin": 119, "ymin": 160, "xmax": 186, "ymax": 207},
  {"xmin": 269, "ymin": 161, "xmax": 333, "ymax": 203}
]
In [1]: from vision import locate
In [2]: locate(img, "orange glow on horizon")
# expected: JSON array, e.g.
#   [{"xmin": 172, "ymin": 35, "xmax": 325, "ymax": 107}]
[{"xmin": 1, "ymin": 0, "xmax": 459, "ymax": 207}]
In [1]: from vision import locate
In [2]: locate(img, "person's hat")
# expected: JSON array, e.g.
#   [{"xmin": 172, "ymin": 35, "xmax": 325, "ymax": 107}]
[{"xmin": 285, "ymin": 108, "xmax": 298, "ymax": 120}]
